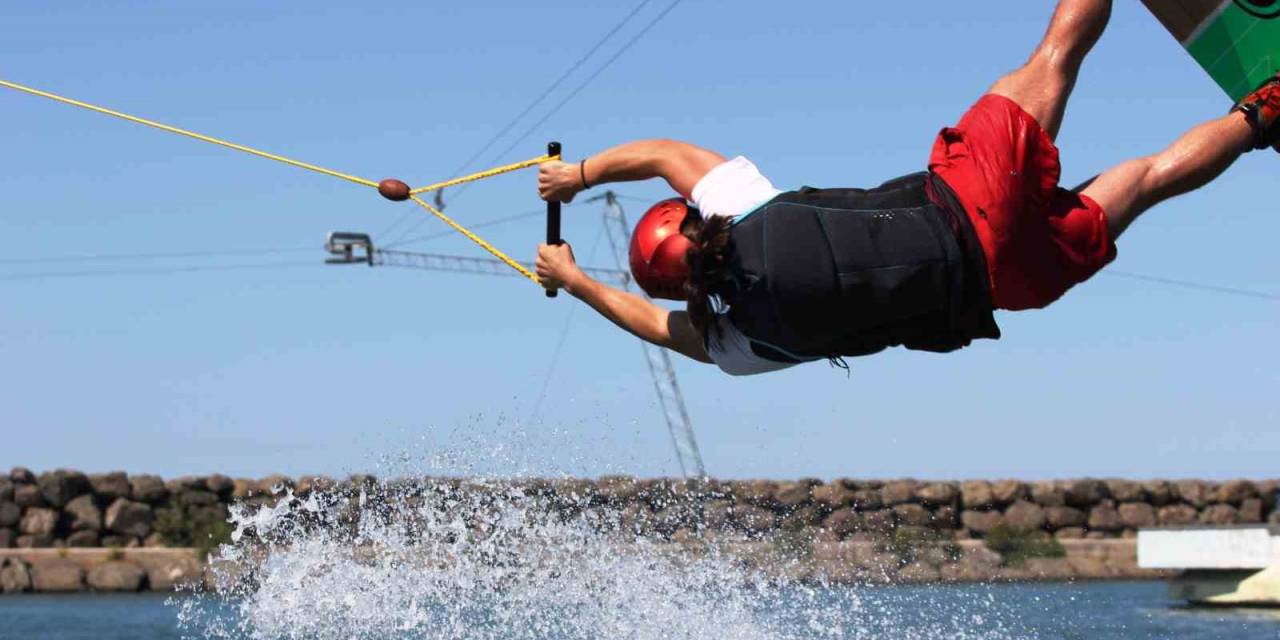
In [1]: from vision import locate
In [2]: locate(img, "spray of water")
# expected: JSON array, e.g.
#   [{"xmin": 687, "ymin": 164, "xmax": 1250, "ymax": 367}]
[{"xmin": 172, "ymin": 428, "xmax": 1025, "ymax": 639}]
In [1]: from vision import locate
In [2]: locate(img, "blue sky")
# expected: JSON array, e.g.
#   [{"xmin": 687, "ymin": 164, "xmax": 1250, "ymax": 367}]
[{"xmin": 1, "ymin": 1, "xmax": 1276, "ymax": 481}]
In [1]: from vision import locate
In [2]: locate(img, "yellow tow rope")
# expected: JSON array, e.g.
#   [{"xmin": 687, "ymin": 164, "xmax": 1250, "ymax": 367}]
[{"xmin": 0, "ymin": 77, "xmax": 552, "ymax": 285}]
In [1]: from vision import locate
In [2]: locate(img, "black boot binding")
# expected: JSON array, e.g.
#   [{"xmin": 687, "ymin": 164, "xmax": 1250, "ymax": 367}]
[{"xmin": 1232, "ymin": 72, "xmax": 1280, "ymax": 152}]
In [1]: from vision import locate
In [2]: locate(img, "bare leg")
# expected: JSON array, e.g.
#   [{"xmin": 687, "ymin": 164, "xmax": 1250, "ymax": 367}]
[
  {"xmin": 989, "ymin": 0, "xmax": 1112, "ymax": 140},
  {"xmin": 1082, "ymin": 114, "xmax": 1254, "ymax": 239}
]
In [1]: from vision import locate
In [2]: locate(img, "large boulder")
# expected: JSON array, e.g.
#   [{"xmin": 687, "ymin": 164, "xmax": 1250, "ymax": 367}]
[
  {"xmin": 1064, "ymin": 479, "xmax": 1108, "ymax": 508},
  {"xmin": 774, "ymin": 481, "xmax": 813, "ymax": 509},
  {"xmin": 1088, "ymin": 502, "xmax": 1122, "ymax": 532},
  {"xmin": 14, "ymin": 485, "xmax": 44, "ymax": 508},
  {"xmin": 618, "ymin": 503, "xmax": 654, "ymax": 536},
  {"xmin": 731, "ymin": 504, "xmax": 776, "ymax": 535},
  {"xmin": 811, "ymin": 482, "xmax": 854, "ymax": 510},
  {"xmin": 595, "ymin": 476, "xmax": 640, "ymax": 504},
  {"xmin": 1143, "ymin": 480, "xmax": 1175, "ymax": 507},
  {"xmin": 893, "ymin": 503, "xmax": 932, "ymax": 527},
  {"xmin": 0, "ymin": 528, "xmax": 14, "ymax": 548},
  {"xmin": 0, "ymin": 558, "xmax": 31, "ymax": 593},
  {"xmin": 1002, "ymin": 500, "xmax": 1047, "ymax": 530},
  {"xmin": 932, "ymin": 505, "xmax": 960, "ymax": 529},
  {"xmin": 293, "ymin": 475, "xmax": 338, "ymax": 499},
  {"xmin": 105, "ymin": 499, "xmax": 154, "ymax": 538},
  {"xmin": 1257, "ymin": 480, "xmax": 1280, "ymax": 505},
  {"xmin": 880, "ymin": 480, "xmax": 919, "ymax": 506},
  {"xmin": 916, "ymin": 482, "xmax": 958, "ymax": 507},
  {"xmin": 1030, "ymin": 481, "xmax": 1065, "ymax": 507},
  {"xmin": 30, "ymin": 559, "xmax": 84, "ymax": 592},
  {"xmin": 63, "ymin": 494, "xmax": 102, "ymax": 531},
  {"xmin": 129, "ymin": 475, "xmax": 168, "ymax": 504},
  {"xmin": 1174, "ymin": 481, "xmax": 1210, "ymax": 508},
  {"xmin": 165, "ymin": 476, "xmax": 206, "ymax": 494},
  {"xmin": 961, "ymin": 510, "xmax": 1002, "ymax": 535},
  {"xmin": 87, "ymin": 561, "xmax": 146, "ymax": 592},
  {"xmin": 255, "ymin": 474, "xmax": 295, "ymax": 497},
  {"xmin": 1118, "ymin": 503, "xmax": 1156, "ymax": 529},
  {"xmin": 851, "ymin": 489, "xmax": 883, "ymax": 511},
  {"xmin": 990, "ymin": 480, "xmax": 1028, "ymax": 506},
  {"xmin": 9, "ymin": 468, "xmax": 35, "ymax": 484},
  {"xmin": 1054, "ymin": 527, "xmax": 1086, "ymax": 540},
  {"xmin": 205, "ymin": 474, "xmax": 235, "ymax": 499},
  {"xmin": 0, "ymin": 479, "xmax": 12, "ymax": 503},
  {"xmin": 0, "ymin": 502, "xmax": 19, "ymax": 528},
  {"xmin": 625, "ymin": 478, "xmax": 663, "ymax": 510},
  {"xmin": 1158, "ymin": 504, "xmax": 1199, "ymax": 526},
  {"xmin": 1216, "ymin": 480, "xmax": 1258, "ymax": 506},
  {"xmin": 1239, "ymin": 498, "xmax": 1264, "ymax": 524},
  {"xmin": 1105, "ymin": 480, "xmax": 1145, "ymax": 503},
  {"xmin": 960, "ymin": 481, "xmax": 994, "ymax": 509},
  {"xmin": 1199, "ymin": 504, "xmax": 1239, "ymax": 525},
  {"xmin": 19, "ymin": 507, "xmax": 58, "ymax": 536},
  {"xmin": 16, "ymin": 533, "xmax": 54, "ymax": 548},
  {"xmin": 779, "ymin": 504, "xmax": 823, "ymax": 530},
  {"xmin": 1044, "ymin": 506, "xmax": 1087, "ymax": 529},
  {"xmin": 554, "ymin": 478, "xmax": 599, "ymax": 512},
  {"xmin": 37, "ymin": 469, "xmax": 92, "ymax": 508},
  {"xmin": 734, "ymin": 480, "xmax": 780, "ymax": 509},
  {"xmin": 651, "ymin": 505, "xmax": 694, "ymax": 536},
  {"xmin": 178, "ymin": 491, "xmax": 220, "ymax": 507},
  {"xmin": 862, "ymin": 509, "xmax": 895, "ymax": 533},
  {"xmin": 825, "ymin": 508, "xmax": 863, "ymax": 537},
  {"xmin": 66, "ymin": 530, "xmax": 100, "ymax": 547},
  {"xmin": 231, "ymin": 478, "xmax": 257, "ymax": 501},
  {"xmin": 89, "ymin": 472, "xmax": 132, "ymax": 501}
]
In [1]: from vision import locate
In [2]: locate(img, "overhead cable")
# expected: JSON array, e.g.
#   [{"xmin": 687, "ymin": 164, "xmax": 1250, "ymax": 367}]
[
  {"xmin": 1101, "ymin": 269, "xmax": 1280, "ymax": 301},
  {"xmin": 0, "ymin": 261, "xmax": 317, "ymax": 282},
  {"xmin": 527, "ymin": 225, "xmax": 608, "ymax": 425},
  {"xmin": 375, "ymin": 0, "xmax": 655, "ymax": 241},
  {"xmin": 385, "ymin": 0, "xmax": 684, "ymax": 246},
  {"xmin": 0, "ymin": 247, "xmax": 313, "ymax": 265},
  {"xmin": 483, "ymin": 0, "xmax": 684, "ymax": 167}
]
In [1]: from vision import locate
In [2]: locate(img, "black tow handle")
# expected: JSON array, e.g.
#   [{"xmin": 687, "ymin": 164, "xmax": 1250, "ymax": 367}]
[{"xmin": 545, "ymin": 141, "xmax": 562, "ymax": 298}]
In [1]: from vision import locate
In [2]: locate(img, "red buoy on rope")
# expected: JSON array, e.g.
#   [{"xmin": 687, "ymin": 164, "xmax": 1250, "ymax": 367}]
[{"xmin": 378, "ymin": 178, "xmax": 411, "ymax": 201}]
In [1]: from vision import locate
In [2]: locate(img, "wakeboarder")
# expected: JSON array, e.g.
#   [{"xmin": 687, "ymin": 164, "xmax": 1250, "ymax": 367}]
[{"xmin": 535, "ymin": 0, "xmax": 1279, "ymax": 375}]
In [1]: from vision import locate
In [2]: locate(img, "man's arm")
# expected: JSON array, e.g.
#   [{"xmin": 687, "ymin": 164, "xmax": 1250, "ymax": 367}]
[
  {"xmin": 538, "ymin": 139, "xmax": 725, "ymax": 203},
  {"xmin": 535, "ymin": 242, "xmax": 711, "ymax": 364}
]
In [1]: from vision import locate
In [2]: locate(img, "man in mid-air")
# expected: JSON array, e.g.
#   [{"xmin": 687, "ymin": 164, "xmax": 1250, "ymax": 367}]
[{"xmin": 534, "ymin": 0, "xmax": 1279, "ymax": 375}]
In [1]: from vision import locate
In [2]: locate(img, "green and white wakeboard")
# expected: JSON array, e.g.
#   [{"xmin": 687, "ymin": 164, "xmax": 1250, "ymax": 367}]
[{"xmin": 1143, "ymin": 0, "xmax": 1280, "ymax": 101}]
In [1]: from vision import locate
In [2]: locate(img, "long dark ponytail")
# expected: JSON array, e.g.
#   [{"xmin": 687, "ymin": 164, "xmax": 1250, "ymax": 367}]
[{"xmin": 681, "ymin": 212, "xmax": 734, "ymax": 345}]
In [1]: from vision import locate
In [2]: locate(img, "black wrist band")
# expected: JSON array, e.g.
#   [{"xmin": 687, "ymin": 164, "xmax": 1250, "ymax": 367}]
[{"xmin": 579, "ymin": 159, "xmax": 591, "ymax": 190}]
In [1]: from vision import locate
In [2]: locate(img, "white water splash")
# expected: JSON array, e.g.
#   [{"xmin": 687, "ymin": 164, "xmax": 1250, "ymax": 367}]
[{"xmin": 172, "ymin": 432, "xmax": 1024, "ymax": 639}]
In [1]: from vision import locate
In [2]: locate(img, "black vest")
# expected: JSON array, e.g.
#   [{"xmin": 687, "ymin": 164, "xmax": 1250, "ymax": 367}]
[{"xmin": 710, "ymin": 172, "xmax": 1000, "ymax": 363}]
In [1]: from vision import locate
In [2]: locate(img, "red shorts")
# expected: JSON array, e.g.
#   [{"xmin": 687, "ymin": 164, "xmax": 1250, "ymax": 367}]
[{"xmin": 929, "ymin": 94, "xmax": 1116, "ymax": 310}]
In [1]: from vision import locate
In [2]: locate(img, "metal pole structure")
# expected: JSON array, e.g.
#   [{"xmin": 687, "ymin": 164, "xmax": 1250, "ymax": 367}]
[
  {"xmin": 592, "ymin": 191, "xmax": 707, "ymax": 479},
  {"xmin": 375, "ymin": 249, "xmax": 626, "ymax": 285}
]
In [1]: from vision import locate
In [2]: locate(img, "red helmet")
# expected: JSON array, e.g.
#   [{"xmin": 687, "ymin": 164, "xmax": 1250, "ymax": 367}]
[{"xmin": 629, "ymin": 198, "xmax": 698, "ymax": 300}]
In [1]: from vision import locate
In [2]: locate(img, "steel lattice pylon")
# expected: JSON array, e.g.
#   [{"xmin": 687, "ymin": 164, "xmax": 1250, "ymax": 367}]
[
  {"xmin": 324, "ymin": 192, "xmax": 707, "ymax": 478},
  {"xmin": 591, "ymin": 191, "xmax": 706, "ymax": 479}
]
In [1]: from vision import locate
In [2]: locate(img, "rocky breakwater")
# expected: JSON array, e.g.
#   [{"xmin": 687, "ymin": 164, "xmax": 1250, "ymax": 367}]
[
  {"xmin": 1, "ymin": 468, "xmax": 1276, "ymax": 592},
  {"xmin": 0, "ymin": 467, "xmax": 235, "ymax": 593}
]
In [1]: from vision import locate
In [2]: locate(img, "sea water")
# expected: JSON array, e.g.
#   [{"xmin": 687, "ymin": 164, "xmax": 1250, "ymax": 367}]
[{"xmin": 1, "ymin": 583, "xmax": 1278, "ymax": 640}]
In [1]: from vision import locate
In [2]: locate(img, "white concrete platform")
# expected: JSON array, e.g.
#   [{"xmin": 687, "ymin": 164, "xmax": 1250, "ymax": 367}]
[{"xmin": 1138, "ymin": 526, "xmax": 1280, "ymax": 606}]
